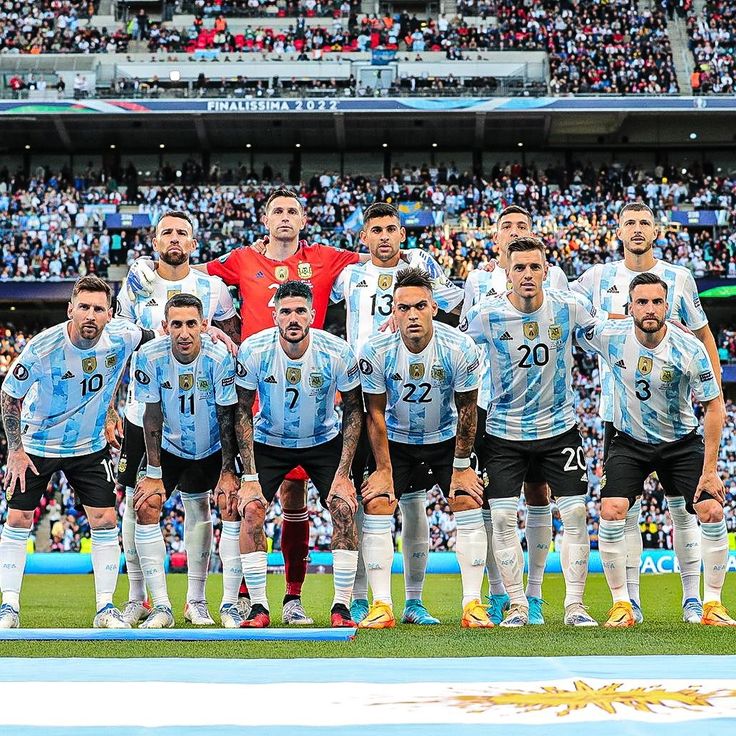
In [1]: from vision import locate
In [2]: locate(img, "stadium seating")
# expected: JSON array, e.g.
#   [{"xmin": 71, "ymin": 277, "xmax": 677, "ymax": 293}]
[{"xmin": 688, "ymin": 1, "xmax": 736, "ymax": 94}]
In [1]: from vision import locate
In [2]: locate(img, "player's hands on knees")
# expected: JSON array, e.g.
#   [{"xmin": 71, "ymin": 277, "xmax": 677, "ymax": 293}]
[
  {"xmin": 133, "ymin": 476, "xmax": 166, "ymax": 511},
  {"xmin": 217, "ymin": 469, "xmax": 240, "ymax": 516},
  {"xmin": 327, "ymin": 475, "xmax": 358, "ymax": 515},
  {"xmin": 125, "ymin": 256, "xmax": 156, "ymax": 298},
  {"xmin": 105, "ymin": 407, "xmax": 123, "ymax": 450},
  {"xmin": 449, "ymin": 467, "xmax": 484, "ymax": 506},
  {"xmin": 695, "ymin": 469, "xmax": 726, "ymax": 505},
  {"xmin": 237, "ymin": 479, "xmax": 268, "ymax": 519},
  {"xmin": 361, "ymin": 468, "xmax": 395, "ymax": 504},
  {"xmin": 205, "ymin": 326, "xmax": 238, "ymax": 356},
  {"xmin": 3, "ymin": 448, "xmax": 39, "ymax": 498}
]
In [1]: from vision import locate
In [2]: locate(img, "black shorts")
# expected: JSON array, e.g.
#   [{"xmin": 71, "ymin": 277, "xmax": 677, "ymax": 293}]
[
  {"xmin": 483, "ymin": 425, "xmax": 588, "ymax": 500},
  {"xmin": 7, "ymin": 446, "xmax": 116, "ymax": 512},
  {"xmin": 352, "ymin": 419, "xmax": 436, "ymax": 497},
  {"xmin": 160, "ymin": 449, "xmax": 222, "ymax": 496},
  {"xmin": 388, "ymin": 438, "xmax": 454, "ymax": 500},
  {"xmin": 117, "ymin": 418, "xmax": 145, "ymax": 488},
  {"xmin": 602, "ymin": 429, "xmax": 711, "ymax": 514},
  {"xmin": 603, "ymin": 421, "xmax": 615, "ymax": 462},
  {"xmin": 255, "ymin": 435, "xmax": 343, "ymax": 505}
]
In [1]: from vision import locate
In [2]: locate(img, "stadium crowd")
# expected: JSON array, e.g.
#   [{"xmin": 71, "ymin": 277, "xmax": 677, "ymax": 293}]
[
  {"xmin": 688, "ymin": 1, "xmax": 736, "ymax": 95},
  {"xmin": 178, "ymin": 0, "xmax": 356, "ymax": 19},
  {"xmin": 3, "ymin": 159, "xmax": 736, "ymax": 282}
]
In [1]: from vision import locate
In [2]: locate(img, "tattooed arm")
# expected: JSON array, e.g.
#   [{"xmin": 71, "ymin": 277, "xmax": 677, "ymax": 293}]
[
  {"xmin": 1, "ymin": 391, "xmax": 38, "ymax": 496},
  {"xmin": 335, "ymin": 387, "xmax": 364, "ymax": 480},
  {"xmin": 213, "ymin": 315, "xmax": 242, "ymax": 346},
  {"xmin": 134, "ymin": 401, "xmax": 166, "ymax": 511},
  {"xmin": 361, "ymin": 391, "xmax": 394, "ymax": 503},
  {"xmin": 235, "ymin": 385, "xmax": 267, "ymax": 520},
  {"xmin": 234, "ymin": 386, "xmax": 257, "ymax": 474},
  {"xmin": 215, "ymin": 402, "xmax": 240, "ymax": 516},
  {"xmin": 450, "ymin": 389, "xmax": 483, "ymax": 505}
]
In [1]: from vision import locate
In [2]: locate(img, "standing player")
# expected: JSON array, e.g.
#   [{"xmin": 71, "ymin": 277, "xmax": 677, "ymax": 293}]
[
  {"xmin": 578, "ymin": 273, "xmax": 734, "ymax": 627},
  {"xmin": 463, "ymin": 238, "xmax": 601, "ymax": 627},
  {"xmin": 461, "ymin": 205, "xmax": 569, "ymax": 625},
  {"xmin": 359, "ymin": 267, "xmax": 490, "ymax": 629},
  {"xmin": 128, "ymin": 188, "xmax": 364, "ymax": 624},
  {"xmin": 234, "ymin": 281, "xmax": 363, "ymax": 628},
  {"xmin": 572, "ymin": 202, "xmax": 723, "ymax": 624},
  {"xmin": 0, "ymin": 276, "xmax": 151, "ymax": 629},
  {"xmin": 131, "ymin": 294, "xmax": 240, "ymax": 628},
  {"xmin": 331, "ymin": 201, "xmax": 465, "ymax": 626},
  {"xmin": 116, "ymin": 210, "xmax": 241, "ymax": 628}
]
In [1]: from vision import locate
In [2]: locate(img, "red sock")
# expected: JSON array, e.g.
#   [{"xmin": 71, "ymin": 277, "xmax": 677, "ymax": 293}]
[{"xmin": 282, "ymin": 507, "xmax": 309, "ymax": 597}]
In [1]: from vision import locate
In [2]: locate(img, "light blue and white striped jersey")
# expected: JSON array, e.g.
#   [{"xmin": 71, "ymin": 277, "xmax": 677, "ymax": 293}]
[
  {"xmin": 359, "ymin": 321, "xmax": 480, "ymax": 445},
  {"xmin": 133, "ymin": 336, "xmax": 236, "ymax": 460},
  {"xmin": 571, "ymin": 260, "xmax": 708, "ymax": 422},
  {"xmin": 461, "ymin": 265, "xmax": 569, "ymax": 410},
  {"xmin": 117, "ymin": 268, "xmax": 236, "ymax": 427},
  {"xmin": 577, "ymin": 319, "xmax": 719, "ymax": 444},
  {"xmin": 2, "ymin": 320, "xmax": 143, "ymax": 458},
  {"xmin": 236, "ymin": 328, "xmax": 360, "ymax": 449},
  {"xmin": 331, "ymin": 249, "xmax": 464, "ymax": 357},
  {"xmin": 462, "ymin": 290, "xmax": 600, "ymax": 441}
]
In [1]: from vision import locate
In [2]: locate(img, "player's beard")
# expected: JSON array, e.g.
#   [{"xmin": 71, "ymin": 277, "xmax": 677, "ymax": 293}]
[
  {"xmin": 79, "ymin": 322, "xmax": 102, "ymax": 340},
  {"xmin": 633, "ymin": 315, "xmax": 665, "ymax": 333},
  {"xmin": 624, "ymin": 239, "xmax": 653, "ymax": 256},
  {"xmin": 160, "ymin": 249, "xmax": 189, "ymax": 266},
  {"xmin": 279, "ymin": 324, "xmax": 309, "ymax": 344}
]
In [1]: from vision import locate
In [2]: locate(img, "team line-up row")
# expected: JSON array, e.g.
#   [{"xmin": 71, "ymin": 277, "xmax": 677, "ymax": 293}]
[{"xmin": 0, "ymin": 196, "xmax": 732, "ymax": 630}]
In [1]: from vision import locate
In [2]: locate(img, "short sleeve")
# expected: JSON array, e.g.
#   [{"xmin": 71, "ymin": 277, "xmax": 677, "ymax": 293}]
[
  {"xmin": 206, "ymin": 248, "xmax": 246, "ymax": 287},
  {"xmin": 688, "ymin": 344, "xmax": 720, "ymax": 402},
  {"xmin": 2, "ymin": 352, "xmax": 39, "ymax": 400},
  {"xmin": 452, "ymin": 337, "xmax": 480, "ymax": 393},
  {"xmin": 132, "ymin": 350, "xmax": 159, "ymax": 404},
  {"xmin": 571, "ymin": 266, "xmax": 595, "ymax": 302},
  {"xmin": 571, "ymin": 291, "xmax": 607, "ymax": 333},
  {"xmin": 115, "ymin": 284, "xmax": 136, "ymax": 322},
  {"xmin": 574, "ymin": 316, "xmax": 609, "ymax": 355},
  {"xmin": 677, "ymin": 272, "xmax": 708, "ymax": 331},
  {"xmin": 549, "ymin": 266, "xmax": 569, "ymax": 291},
  {"xmin": 460, "ymin": 272, "xmax": 480, "ymax": 319},
  {"xmin": 336, "ymin": 342, "xmax": 360, "ymax": 392},
  {"xmin": 358, "ymin": 340, "xmax": 386, "ymax": 395},
  {"xmin": 215, "ymin": 351, "xmax": 238, "ymax": 406},
  {"xmin": 459, "ymin": 303, "xmax": 489, "ymax": 346},
  {"xmin": 330, "ymin": 268, "xmax": 347, "ymax": 304},
  {"xmin": 235, "ymin": 340, "xmax": 258, "ymax": 391},
  {"xmin": 213, "ymin": 278, "xmax": 237, "ymax": 321}
]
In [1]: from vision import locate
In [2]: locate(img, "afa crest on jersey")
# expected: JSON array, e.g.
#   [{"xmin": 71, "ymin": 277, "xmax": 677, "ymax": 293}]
[
  {"xmin": 309, "ymin": 373, "xmax": 324, "ymax": 389},
  {"xmin": 286, "ymin": 367, "xmax": 302, "ymax": 384},
  {"xmin": 548, "ymin": 324, "xmax": 562, "ymax": 342},
  {"xmin": 660, "ymin": 366, "xmax": 675, "ymax": 382},
  {"xmin": 523, "ymin": 322, "xmax": 539, "ymax": 340},
  {"xmin": 179, "ymin": 373, "xmax": 194, "ymax": 390},
  {"xmin": 431, "ymin": 365, "xmax": 446, "ymax": 381},
  {"xmin": 637, "ymin": 356, "xmax": 653, "ymax": 375},
  {"xmin": 297, "ymin": 263, "xmax": 313, "ymax": 279},
  {"xmin": 167, "ymin": 287, "xmax": 182, "ymax": 301},
  {"xmin": 82, "ymin": 357, "xmax": 97, "ymax": 374},
  {"xmin": 105, "ymin": 354, "xmax": 118, "ymax": 369},
  {"xmin": 197, "ymin": 378, "xmax": 209, "ymax": 391},
  {"xmin": 409, "ymin": 363, "xmax": 425, "ymax": 380},
  {"xmin": 275, "ymin": 266, "xmax": 289, "ymax": 282},
  {"xmin": 378, "ymin": 274, "xmax": 393, "ymax": 291}
]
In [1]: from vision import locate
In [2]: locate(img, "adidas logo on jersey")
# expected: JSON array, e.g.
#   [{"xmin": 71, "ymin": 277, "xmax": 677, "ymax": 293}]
[
  {"xmin": 265, "ymin": 375, "xmax": 277, "ymax": 384},
  {"xmin": 485, "ymin": 288, "xmax": 498, "ymax": 297},
  {"xmin": 390, "ymin": 372, "xmax": 402, "ymax": 381},
  {"xmin": 145, "ymin": 298, "xmax": 158, "ymax": 307},
  {"xmin": 161, "ymin": 380, "xmax": 172, "ymax": 389},
  {"xmin": 355, "ymin": 280, "xmax": 368, "ymax": 288},
  {"xmin": 255, "ymin": 271, "xmax": 265, "ymax": 279},
  {"xmin": 61, "ymin": 370, "xmax": 75, "ymax": 379},
  {"xmin": 615, "ymin": 359, "xmax": 626, "ymax": 368},
  {"xmin": 500, "ymin": 331, "xmax": 513, "ymax": 341},
  {"xmin": 606, "ymin": 285, "xmax": 619, "ymax": 294}
]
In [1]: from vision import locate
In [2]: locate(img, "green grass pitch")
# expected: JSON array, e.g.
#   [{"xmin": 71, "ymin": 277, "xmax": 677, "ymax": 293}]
[{"xmin": 1, "ymin": 573, "xmax": 735, "ymax": 658}]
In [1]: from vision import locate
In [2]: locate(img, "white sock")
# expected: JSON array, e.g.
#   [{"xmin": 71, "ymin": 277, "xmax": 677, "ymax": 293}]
[
  {"xmin": 90, "ymin": 527, "xmax": 120, "ymax": 611},
  {"xmin": 482, "ymin": 508, "xmax": 506, "ymax": 596},
  {"xmin": 362, "ymin": 514, "xmax": 394, "ymax": 606},
  {"xmin": 123, "ymin": 487, "xmax": 146, "ymax": 602},
  {"xmin": 134, "ymin": 523, "xmax": 171, "ymax": 609},
  {"xmin": 455, "ymin": 508, "xmax": 486, "ymax": 608},
  {"xmin": 524, "ymin": 504, "xmax": 551, "ymax": 600},
  {"xmin": 624, "ymin": 499, "xmax": 642, "ymax": 605},
  {"xmin": 399, "ymin": 490, "xmax": 429, "ymax": 601},
  {"xmin": 332, "ymin": 549, "xmax": 359, "ymax": 608},
  {"xmin": 667, "ymin": 496, "xmax": 701, "ymax": 603},
  {"xmin": 352, "ymin": 502, "xmax": 368, "ymax": 601},
  {"xmin": 240, "ymin": 551, "xmax": 268, "ymax": 609},
  {"xmin": 491, "ymin": 498, "xmax": 527, "ymax": 606},
  {"xmin": 701, "ymin": 519, "xmax": 728, "ymax": 604},
  {"xmin": 556, "ymin": 496, "xmax": 589, "ymax": 608},
  {"xmin": 219, "ymin": 520, "xmax": 242, "ymax": 609},
  {"xmin": 181, "ymin": 491, "xmax": 212, "ymax": 604},
  {"xmin": 0, "ymin": 525, "xmax": 30, "ymax": 611},
  {"xmin": 598, "ymin": 519, "xmax": 628, "ymax": 603}
]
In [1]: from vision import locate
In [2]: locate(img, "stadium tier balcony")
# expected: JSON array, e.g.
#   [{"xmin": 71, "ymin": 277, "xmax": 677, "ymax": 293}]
[
  {"xmin": 176, "ymin": 0, "xmax": 359, "ymax": 19},
  {"xmin": 688, "ymin": 1, "xmax": 736, "ymax": 94}
]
